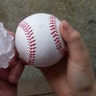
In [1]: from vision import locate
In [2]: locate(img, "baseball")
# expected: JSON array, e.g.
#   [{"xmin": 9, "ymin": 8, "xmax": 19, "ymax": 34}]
[{"xmin": 15, "ymin": 13, "xmax": 65, "ymax": 67}]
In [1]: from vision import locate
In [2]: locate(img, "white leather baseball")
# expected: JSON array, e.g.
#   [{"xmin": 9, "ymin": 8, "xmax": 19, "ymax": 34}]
[{"xmin": 15, "ymin": 13, "xmax": 65, "ymax": 67}]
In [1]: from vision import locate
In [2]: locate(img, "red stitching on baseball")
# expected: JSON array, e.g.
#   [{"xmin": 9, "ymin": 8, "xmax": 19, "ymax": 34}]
[
  {"xmin": 19, "ymin": 21, "xmax": 36, "ymax": 65},
  {"xmin": 49, "ymin": 15, "xmax": 65, "ymax": 56}
]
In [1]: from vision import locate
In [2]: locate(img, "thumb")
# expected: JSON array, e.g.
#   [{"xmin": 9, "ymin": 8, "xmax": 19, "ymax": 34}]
[{"xmin": 60, "ymin": 20, "xmax": 90, "ymax": 64}]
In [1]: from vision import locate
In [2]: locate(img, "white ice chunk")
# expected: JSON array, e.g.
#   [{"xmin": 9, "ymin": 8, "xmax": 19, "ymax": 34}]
[
  {"xmin": 0, "ymin": 22, "xmax": 15, "ymax": 68},
  {"xmin": 2, "ymin": 63, "xmax": 9, "ymax": 68},
  {"xmin": 0, "ymin": 22, "xmax": 3, "ymax": 27},
  {"xmin": 7, "ymin": 34, "xmax": 14, "ymax": 41},
  {"xmin": 0, "ymin": 38, "xmax": 6, "ymax": 55},
  {"xmin": 0, "ymin": 22, "xmax": 7, "ymax": 37},
  {"xmin": 0, "ymin": 54, "xmax": 10, "ymax": 68}
]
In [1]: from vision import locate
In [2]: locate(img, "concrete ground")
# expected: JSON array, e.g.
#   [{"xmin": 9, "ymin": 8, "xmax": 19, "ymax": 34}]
[{"xmin": 0, "ymin": 0, "xmax": 96, "ymax": 96}]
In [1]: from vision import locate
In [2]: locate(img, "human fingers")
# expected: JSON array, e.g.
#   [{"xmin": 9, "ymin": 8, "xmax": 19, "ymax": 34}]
[
  {"xmin": 9, "ymin": 48, "xmax": 19, "ymax": 68},
  {"xmin": 8, "ymin": 60, "xmax": 25, "ymax": 84},
  {"xmin": 60, "ymin": 20, "xmax": 91, "ymax": 66},
  {"xmin": 0, "ymin": 68, "xmax": 10, "ymax": 81},
  {"xmin": 60, "ymin": 20, "xmax": 95, "ymax": 89}
]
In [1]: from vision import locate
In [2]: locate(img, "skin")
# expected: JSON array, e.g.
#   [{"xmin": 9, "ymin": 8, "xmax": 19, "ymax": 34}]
[
  {"xmin": 0, "ymin": 20, "xmax": 96, "ymax": 96},
  {"xmin": 40, "ymin": 20, "xmax": 96, "ymax": 96},
  {"xmin": 0, "ymin": 32, "xmax": 25, "ymax": 96}
]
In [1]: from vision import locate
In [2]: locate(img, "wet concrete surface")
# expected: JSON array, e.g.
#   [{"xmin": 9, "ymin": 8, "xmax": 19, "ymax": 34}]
[{"xmin": 0, "ymin": 0, "xmax": 96, "ymax": 96}]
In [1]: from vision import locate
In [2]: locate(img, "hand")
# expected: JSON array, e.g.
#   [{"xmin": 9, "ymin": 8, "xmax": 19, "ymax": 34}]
[
  {"xmin": 0, "ymin": 32, "xmax": 25, "ymax": 96},
  {"xmin": 40, "ymin": 21, "xmax": 96, "ymax": 96}
]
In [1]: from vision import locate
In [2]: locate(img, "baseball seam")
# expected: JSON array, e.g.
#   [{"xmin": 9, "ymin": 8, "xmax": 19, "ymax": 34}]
[
  {"xmin": 19, "ymin": 21, "xmax": 36, "ymax": 65},
  {"xmin": 49, "ymin": 15, "xmax": 65, "ymax": 56}
]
